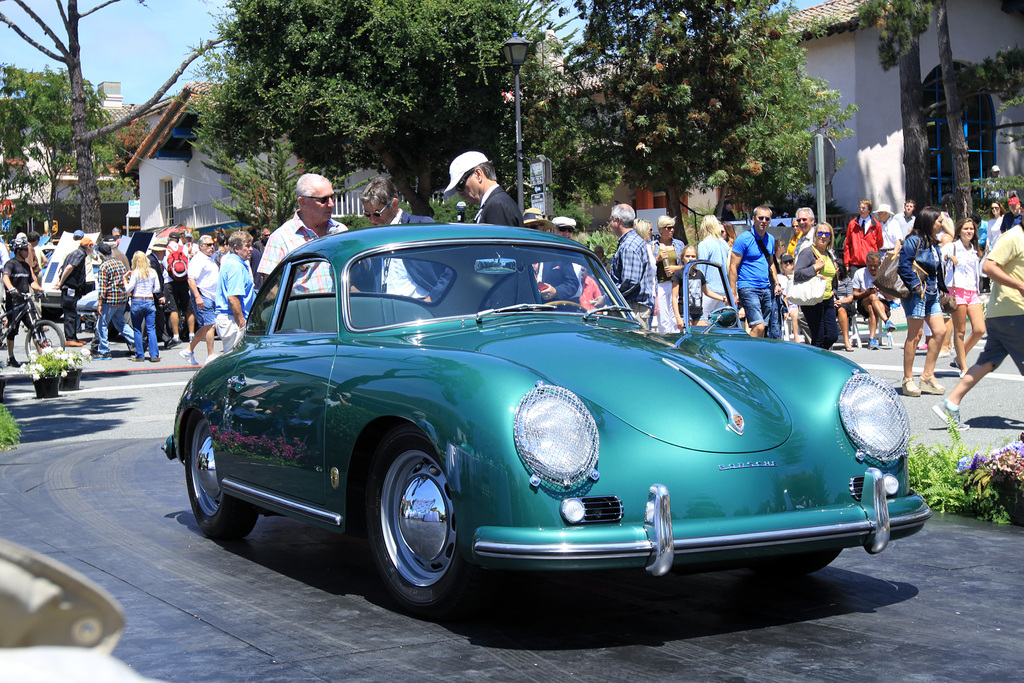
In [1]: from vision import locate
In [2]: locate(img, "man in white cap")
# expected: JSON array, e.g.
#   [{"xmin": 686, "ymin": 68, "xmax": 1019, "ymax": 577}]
[
  {"xmin": 987, "ymin": 165, "xmax": 1004, "ymax": 199},
  {"xmin": 876, "ymin": 203, "xmax": 902, "ymax": 251},
  {"xmin": 444, "ymin": 152, "xmax": 523, "ymax": 227}
]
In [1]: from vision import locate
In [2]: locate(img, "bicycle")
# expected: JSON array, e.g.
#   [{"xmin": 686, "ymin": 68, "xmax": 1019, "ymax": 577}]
[{"xmin": 0, "ymin": 291, "xmax": 66, "ymax": 359}]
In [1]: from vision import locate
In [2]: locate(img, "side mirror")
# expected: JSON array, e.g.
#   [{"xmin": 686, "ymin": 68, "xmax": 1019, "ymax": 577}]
[{"xmin": 708, "ymin": 307, "xmax": 738, "ymax": 328}]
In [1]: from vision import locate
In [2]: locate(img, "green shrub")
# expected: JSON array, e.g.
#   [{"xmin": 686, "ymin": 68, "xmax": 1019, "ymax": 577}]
[{"xmin": 0, "ymin": 404, "xmax": 21, "ymax": 450}]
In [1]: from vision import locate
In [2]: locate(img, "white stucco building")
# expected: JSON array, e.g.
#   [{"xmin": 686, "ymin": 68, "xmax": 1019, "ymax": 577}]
[{"xmin": 795, "ymin": 0, "xmax": 1024, "ymax": 212}]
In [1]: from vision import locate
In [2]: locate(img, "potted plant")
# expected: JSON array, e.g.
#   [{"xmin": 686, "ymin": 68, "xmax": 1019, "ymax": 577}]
[
  {"xmin": 23, "ymin": 348, "xmax": 91, "ymax": 398},
  {"xmin": 958, "ymin": 434, "xmax": 1024, "ymax": 526}
]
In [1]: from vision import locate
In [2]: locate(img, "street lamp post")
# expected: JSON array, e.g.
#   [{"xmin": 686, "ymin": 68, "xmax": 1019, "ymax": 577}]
[{"xmin": 502, "ymin": 33, "xmax": 531, "ymax": 213}]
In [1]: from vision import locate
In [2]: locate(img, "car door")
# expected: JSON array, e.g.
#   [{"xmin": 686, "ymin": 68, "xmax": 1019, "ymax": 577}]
[{"xmin": 221, "ymin": 258, "xmax": 338, "ymax": 506}]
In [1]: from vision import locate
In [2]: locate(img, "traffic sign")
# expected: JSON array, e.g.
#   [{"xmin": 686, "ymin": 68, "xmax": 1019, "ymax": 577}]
[
  {"xmin": 1, "ymin": 219, "xmax": 10, "ymax": 232},
  {"xmin": 127, "ymin": 200, "xmax": 140, "ymax": 218},
  {"xmin": 0, "ymin": 199, "xmax": 13, "ymax": 217}
]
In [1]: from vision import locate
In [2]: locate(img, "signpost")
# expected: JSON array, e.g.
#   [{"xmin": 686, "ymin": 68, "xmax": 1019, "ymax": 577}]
[
  {"xmin": 529, "ymin": 155, "xmax": 553, "ymax": 217},
  {"xmin": 126, "ymin": 199, "xmax": 140, "ymax": 236},
  {"xmin": 808, "ymin": 134, "xmax": 837, "ymax": 223}
]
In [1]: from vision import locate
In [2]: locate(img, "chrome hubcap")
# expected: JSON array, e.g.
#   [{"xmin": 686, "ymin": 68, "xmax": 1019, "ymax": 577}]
[
  {"xmin": 381, "ymin": 451, "xmax": 454, "ymax": 587},
  {"xmin": 192, "ymin": 429, "xmax": 220, "ymax": 517}
]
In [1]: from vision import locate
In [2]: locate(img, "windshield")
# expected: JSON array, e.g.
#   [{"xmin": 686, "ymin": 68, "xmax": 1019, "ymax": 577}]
[{"xmin": 345, "ymin": 242, "xmax": 627, "ymax": 330}]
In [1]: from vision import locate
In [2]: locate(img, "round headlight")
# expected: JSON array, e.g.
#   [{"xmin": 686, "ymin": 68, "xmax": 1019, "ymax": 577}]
[
  {"xmin": 838, "ymin": 373, "xmax": 909, "ymax": 464},
  {"xmin": 514, "ymin": 384, "xmax": 599, "ymax": 487}
]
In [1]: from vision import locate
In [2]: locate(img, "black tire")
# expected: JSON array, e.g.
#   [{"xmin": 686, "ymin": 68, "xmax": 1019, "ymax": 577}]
[
  {"xmin": 25, "ymin": 320, "xmax": 65, "ymax": 359},
  {"xmin": 185, "ymin": 417, "xmax": 258, "ymax": 540},
  {"xmin": 366, "ymin": 425, "xmax": 490, "ymax": 619},
  {"xmin": 749, "ymin": 549, "xmax": 842, "ymax": 577}
]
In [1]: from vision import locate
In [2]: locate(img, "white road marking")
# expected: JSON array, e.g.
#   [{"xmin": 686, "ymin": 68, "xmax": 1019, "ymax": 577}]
[{"xmin": 857, "ymin": 363, "xmax": 1024, "ymax": 383}]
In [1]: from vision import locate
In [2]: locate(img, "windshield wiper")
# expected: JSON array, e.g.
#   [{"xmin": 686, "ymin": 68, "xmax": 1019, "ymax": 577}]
[
  {"xmin": 583, "ymin": 305, "xmax": 633, "ymax": 322},
  {"xmin": 475, "ymin": 303, "xmax": 555, "ymax": 323}
]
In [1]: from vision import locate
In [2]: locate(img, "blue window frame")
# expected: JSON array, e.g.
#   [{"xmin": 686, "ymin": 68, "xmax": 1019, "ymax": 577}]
[{"xmin": 923, "ymin": 64, "xmax": 997, "ymax": 203}]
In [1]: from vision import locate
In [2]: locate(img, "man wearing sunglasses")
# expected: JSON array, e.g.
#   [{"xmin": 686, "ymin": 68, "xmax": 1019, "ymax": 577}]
[
  {"xmin": 258, "ymin": 173, "xmax": 348, "ymax": 279},
  {"xmin": 444, "ymin": 151, "xmax": 524, "ymax": 227},
  {"xmin": 359, "ymin": 176, "xmax": 433, "ymax": 227},
  {"xmin": 729, "ymin": 205, "xmax": 782, "ymax": 338}
]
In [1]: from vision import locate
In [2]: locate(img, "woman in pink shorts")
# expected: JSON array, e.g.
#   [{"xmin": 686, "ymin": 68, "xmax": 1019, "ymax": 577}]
[{"xmin": 942, "ymin": 217, "xmax": 986, "ymax": 375}]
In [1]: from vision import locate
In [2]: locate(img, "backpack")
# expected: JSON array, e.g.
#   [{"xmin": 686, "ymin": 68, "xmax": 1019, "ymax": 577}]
[{"xmin": 167, "ymin": 245, "xmax": 189, "ymax": 281}]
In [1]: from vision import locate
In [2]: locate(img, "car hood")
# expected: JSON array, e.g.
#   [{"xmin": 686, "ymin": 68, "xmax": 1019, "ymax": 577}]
[{"xmin": 404, "ymin": 319, "xmax": 792, "ymax": 453}]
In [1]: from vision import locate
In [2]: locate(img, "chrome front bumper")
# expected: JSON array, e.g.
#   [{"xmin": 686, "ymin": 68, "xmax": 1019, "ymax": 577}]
[{"xmin": 472, "ymin": 469, "xmax": 931, "ymax": 574}]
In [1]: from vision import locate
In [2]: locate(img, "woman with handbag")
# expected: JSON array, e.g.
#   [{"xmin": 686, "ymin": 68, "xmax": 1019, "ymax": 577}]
[
  {"xmin": 793, "ymin": 222, "xmax": 838, "ymax": 350},
  {"xmin": 897, "ymin": 206, "xmax": 948, "ymax": 397},
  {"xmin": 941, "ymin": 217, "xmax": 986, "ymax": 376}
]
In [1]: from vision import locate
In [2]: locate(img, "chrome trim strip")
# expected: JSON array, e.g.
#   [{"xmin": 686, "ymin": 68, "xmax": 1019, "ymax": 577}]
[
  {"xmin": 862, "ymin": 467, "xmax": 890, "ymax": 554},
  {"xmin": 472, "ymin": 507, "xmax": 928, "ymax": 562},
  {"xmin": 644, "ymin": 484, "xmax": 674, "ymax": 576},
  {"xmin": 221, "ymin": 478, "xmax": 342, "ymax": 526},
  {"xmin": 473, "ymin": 539, "xmax": 653, "ymax": 560},
  {"xmin": 662, "ymin": 358, "xmax": 744, "ymax": 435}
]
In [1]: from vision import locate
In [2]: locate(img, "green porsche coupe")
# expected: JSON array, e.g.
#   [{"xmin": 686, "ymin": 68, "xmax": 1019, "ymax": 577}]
[{"xmin": 164, "ymin": 224, "xmax": 930, "ymax": 618}]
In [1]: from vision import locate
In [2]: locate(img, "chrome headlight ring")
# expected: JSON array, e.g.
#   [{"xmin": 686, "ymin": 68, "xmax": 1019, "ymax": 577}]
[
  {"xmin": 838, "ymin": 372, "xmax": 910, "ymax": 466},
  {"xmin": 513, "ymin": 384, "xmax": 599, "ymax": 488}
]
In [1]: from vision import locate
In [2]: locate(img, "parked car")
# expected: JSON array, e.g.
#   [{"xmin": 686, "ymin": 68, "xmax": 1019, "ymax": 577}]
[{"xmin": 164, "ymin": 224, "xmax": 931, "ymax": 618}]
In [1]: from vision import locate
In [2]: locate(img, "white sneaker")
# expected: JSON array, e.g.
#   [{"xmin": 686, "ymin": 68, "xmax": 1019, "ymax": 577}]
[
  {"xmin": 203, "ymin": 353, "xmax": 219, "ymax": 366},
  {"xmin": 178, "ymin": 349, "xmax": 198, "ymax": 366}
]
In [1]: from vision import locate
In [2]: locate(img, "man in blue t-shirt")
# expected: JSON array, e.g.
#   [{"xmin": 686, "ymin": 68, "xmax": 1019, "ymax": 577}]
[
  {"xmin": 729, "ymin": 205, "xmax": 781, "ymax": 337},
  {"xmin": 215, "ymin": 231, "xmax": 255, "ymax": 353}
]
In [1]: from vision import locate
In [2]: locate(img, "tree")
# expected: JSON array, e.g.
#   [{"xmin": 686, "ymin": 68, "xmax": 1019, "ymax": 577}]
[
  {"xmin": 193, "ymin": 135, "xmax": 302, "ymax": 234},
  {"xmin": 859, "ymin": 1, "xmax": 1024, "ymax": 216},
  {"xmin": 0, "ymin": 0, "xmax": 221, "ymax": 232},
  {"xmin": 203, "ymin": 0, "xmax": 525, "ymax": 217},
  {"xmin": 0, "ymin": 65, "xmax": 129, "ymax": 229}
]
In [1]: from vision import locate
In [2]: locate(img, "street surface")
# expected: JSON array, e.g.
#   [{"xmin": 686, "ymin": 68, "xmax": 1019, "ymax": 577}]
[{"xmin": 0, "ymin": 330, "xmax": 1021, "ymax": 680}]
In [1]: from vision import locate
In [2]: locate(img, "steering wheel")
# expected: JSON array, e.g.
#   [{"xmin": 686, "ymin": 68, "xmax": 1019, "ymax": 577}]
[{"xmin": 547, "ymin": 300, "xmax": 585, "ymax": 311}]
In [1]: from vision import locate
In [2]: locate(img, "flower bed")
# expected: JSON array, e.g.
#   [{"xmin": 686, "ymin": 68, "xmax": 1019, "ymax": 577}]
[{"xmin": 23, "ymin": 348, "xmax": 90, "ymax": 381}]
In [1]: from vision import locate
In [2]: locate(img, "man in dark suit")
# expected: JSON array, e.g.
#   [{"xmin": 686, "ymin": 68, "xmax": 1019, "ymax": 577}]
[
  {"xmin": 444, "ymin": 151, "xmax": 524, "ymax": 227},
  {"xmin": 360, "ymin": 176, "xmax": 434, "ymax": 226}
]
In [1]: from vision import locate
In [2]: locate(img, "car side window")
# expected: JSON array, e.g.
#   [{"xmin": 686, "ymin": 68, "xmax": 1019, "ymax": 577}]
[
  {"xmin": 275, "ymin": 260, "xmax": 338, "ymax": 334},
  {"xmin": 245, "ymin": 270, "xmax": 282, "ymax": 337}
]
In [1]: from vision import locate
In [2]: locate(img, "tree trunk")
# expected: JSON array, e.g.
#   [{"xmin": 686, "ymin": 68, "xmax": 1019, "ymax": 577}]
[
  {"xmin": 368, "ymin": 143, "xmax": 434, "ymax": 217},
  {"xmin": 936, "ymin": 0, "xmax": 972, "ymax": 219},
  {"xmin": 898, "ymin": 36, "xmax": 930, "ymax": 206},
  {"xmin": 65, "ymin": 9, "xmax": 102, "ymax": 233},
  {"xmin": 665, "ymin": 183, "xmax": 690, "ymax": 245}
]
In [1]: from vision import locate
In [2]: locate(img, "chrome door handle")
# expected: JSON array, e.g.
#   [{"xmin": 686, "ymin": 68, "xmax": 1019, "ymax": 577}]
[{"xmin": 227, "ymin": 375, "xmax": 246, "ymax": 392}]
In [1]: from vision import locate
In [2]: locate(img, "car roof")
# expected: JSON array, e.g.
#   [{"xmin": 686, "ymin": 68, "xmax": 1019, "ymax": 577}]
[{"xmin": 288, "ymin": 223, "xmax": 580, "ymax": 263}]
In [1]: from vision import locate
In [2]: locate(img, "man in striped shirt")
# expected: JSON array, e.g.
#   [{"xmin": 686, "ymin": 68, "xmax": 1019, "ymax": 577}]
[{"xmin": 95, "ymin": 243, "xmax": 129, "ymax": 360}]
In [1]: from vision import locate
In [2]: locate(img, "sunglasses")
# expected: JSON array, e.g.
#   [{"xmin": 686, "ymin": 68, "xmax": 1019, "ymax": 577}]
[
  {"xmin": 455, "ymin": 168, "xmax": 476, "ymax": 193},
  {"xmin": 363, "ymin": 201, "xmax": 391, "ymax": 218},
  {"xmin": 754, "ymin": 216, "xmax": 771, "ymax": 222},
  {"xmin": 304, "ymin": 194, "xmax": 334, "ymax": 205},
  {"xmin": 817, "ymin": 231, "xmax": 832, "ymax": 238}
]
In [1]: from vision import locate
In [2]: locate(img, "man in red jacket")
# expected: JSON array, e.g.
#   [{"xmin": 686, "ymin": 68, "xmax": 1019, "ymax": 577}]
[{"xmin": 844, "ymin": 199, "xmax": 883, "ymax": 277}]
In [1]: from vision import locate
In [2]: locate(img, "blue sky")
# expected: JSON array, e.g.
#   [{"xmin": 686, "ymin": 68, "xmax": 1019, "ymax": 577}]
[{"xmin": 0, "ymin": 0, "xmax": 820, "ymax": 106}]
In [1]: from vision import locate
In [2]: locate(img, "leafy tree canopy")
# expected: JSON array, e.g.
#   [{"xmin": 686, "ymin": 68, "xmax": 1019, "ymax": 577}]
[
  {"xmin": 203, "ymin": 0, "xmax": 529, "ymax": 216},
  {"xmin": 565, "ymin": 0, "xmax": 854, "ymax": 214},
  {"xmin": 0, "ymin": 65, "xmax": 129, "ymax": 228}
]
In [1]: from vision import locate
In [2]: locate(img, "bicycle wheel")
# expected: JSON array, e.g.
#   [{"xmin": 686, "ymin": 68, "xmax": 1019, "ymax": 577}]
[{"xmin": 25, "ymin": 320, "xmax": 65, "ymax": 358}]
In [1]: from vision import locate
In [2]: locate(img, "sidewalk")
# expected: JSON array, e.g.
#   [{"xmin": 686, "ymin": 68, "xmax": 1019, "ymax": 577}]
[{"xmin": 0, "ymin": 327, "xmax": 214, "ymax": 384}]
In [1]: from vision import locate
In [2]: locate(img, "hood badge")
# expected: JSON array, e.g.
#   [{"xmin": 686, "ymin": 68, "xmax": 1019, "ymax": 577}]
[
  {"xmin": 662, "ymin": 358, "xmax": 745, "ymax": 435},
  {"xmin": 719, "ymin": 460, "xmax": 776, "ymax": 471}
]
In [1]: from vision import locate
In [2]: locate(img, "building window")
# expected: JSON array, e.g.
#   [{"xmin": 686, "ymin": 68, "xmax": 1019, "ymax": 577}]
[
  {"xmin": 161, "ymin": 178, "xmax": 174, "ymax": 224},
  {"xmin": 924, "ymin": 64, "xmax": 996, "ymax": 204}
]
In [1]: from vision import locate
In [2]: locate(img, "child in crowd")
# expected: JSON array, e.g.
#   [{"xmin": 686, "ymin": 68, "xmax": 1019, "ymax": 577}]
[
  {"xmin": 833, "ymin": 260, "xmax": 856, "ymax": 352},
  {"xmin": 672, "ymin": 245, "xmax": 722, "ymax": 329},
  {"xmin": 777, "ymin": 254, "xmax": 802, "ymax": 342}
]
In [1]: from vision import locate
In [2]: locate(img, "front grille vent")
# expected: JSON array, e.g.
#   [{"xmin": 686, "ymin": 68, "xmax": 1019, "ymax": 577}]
[
  {"xmin": 580, "ymin": 495, "xmax": 623, "ymax": 523},
  {"xmin": 849, "ymin": 476, "xmax": 864, "ymax": 501}
]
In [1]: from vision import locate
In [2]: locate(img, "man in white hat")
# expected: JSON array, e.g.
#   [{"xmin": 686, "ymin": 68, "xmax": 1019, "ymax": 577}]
[
  {"xmin": 987, "ymin": 164, "xmax": 1005, "ymax": 199},
  {"xmin": 875, "ymin": 203, "xmax": 902, "ymax": 251},
  {"xmin": 444, "ymin": 152, "xmax": 524, "ymax": 227}
]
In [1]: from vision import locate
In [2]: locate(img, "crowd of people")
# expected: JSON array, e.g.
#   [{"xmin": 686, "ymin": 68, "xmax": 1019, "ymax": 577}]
[{"xmin": 4, "ymin": 150, "xmax": 1020, "ymax": 431}]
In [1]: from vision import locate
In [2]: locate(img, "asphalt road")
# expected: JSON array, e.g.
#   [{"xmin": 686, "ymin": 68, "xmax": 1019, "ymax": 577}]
[
  {"xmin": 0, "ymin": 332, "xmax": 1021, "ymax": 680},
  {"xmin": 0, "ymin": 437, "xmax": 1022, "ymax": 681}
]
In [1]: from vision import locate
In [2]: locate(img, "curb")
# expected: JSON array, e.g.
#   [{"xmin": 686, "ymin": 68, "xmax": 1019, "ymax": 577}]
[{"xmin": 1, "ymin": 363, "xmax": 198, "ymax": 385}]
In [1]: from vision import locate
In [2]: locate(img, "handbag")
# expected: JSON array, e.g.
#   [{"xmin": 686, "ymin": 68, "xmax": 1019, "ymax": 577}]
[
  {"xmin": 787, "ymin": 275, "xmax": 827, "ymax": 306},
  {"xmin": 874, "ymin": 250, "xmax": 909, "ymax": 300}
]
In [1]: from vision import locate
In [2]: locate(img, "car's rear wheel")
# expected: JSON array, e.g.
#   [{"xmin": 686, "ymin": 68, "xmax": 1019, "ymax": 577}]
[
  {"xmin": 749, "ymin": 549, "xmax": 842, "ymax": 576},
  {"xmin": 366, "ymin": 425, "xmax": 490, "ymax": 619},
  {"xmin": 185, "ymin": 417, "xmax": 258, "ymax": 540}
]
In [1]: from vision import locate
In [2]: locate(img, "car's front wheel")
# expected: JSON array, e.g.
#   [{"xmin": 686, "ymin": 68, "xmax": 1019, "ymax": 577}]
[
  {"xmin": 366, "ymin": 425, "xmax": 489, "ymax": 619},
  {"xmin": 185, "ymin": 417, "xmax": 258, "ymax": 540}
]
